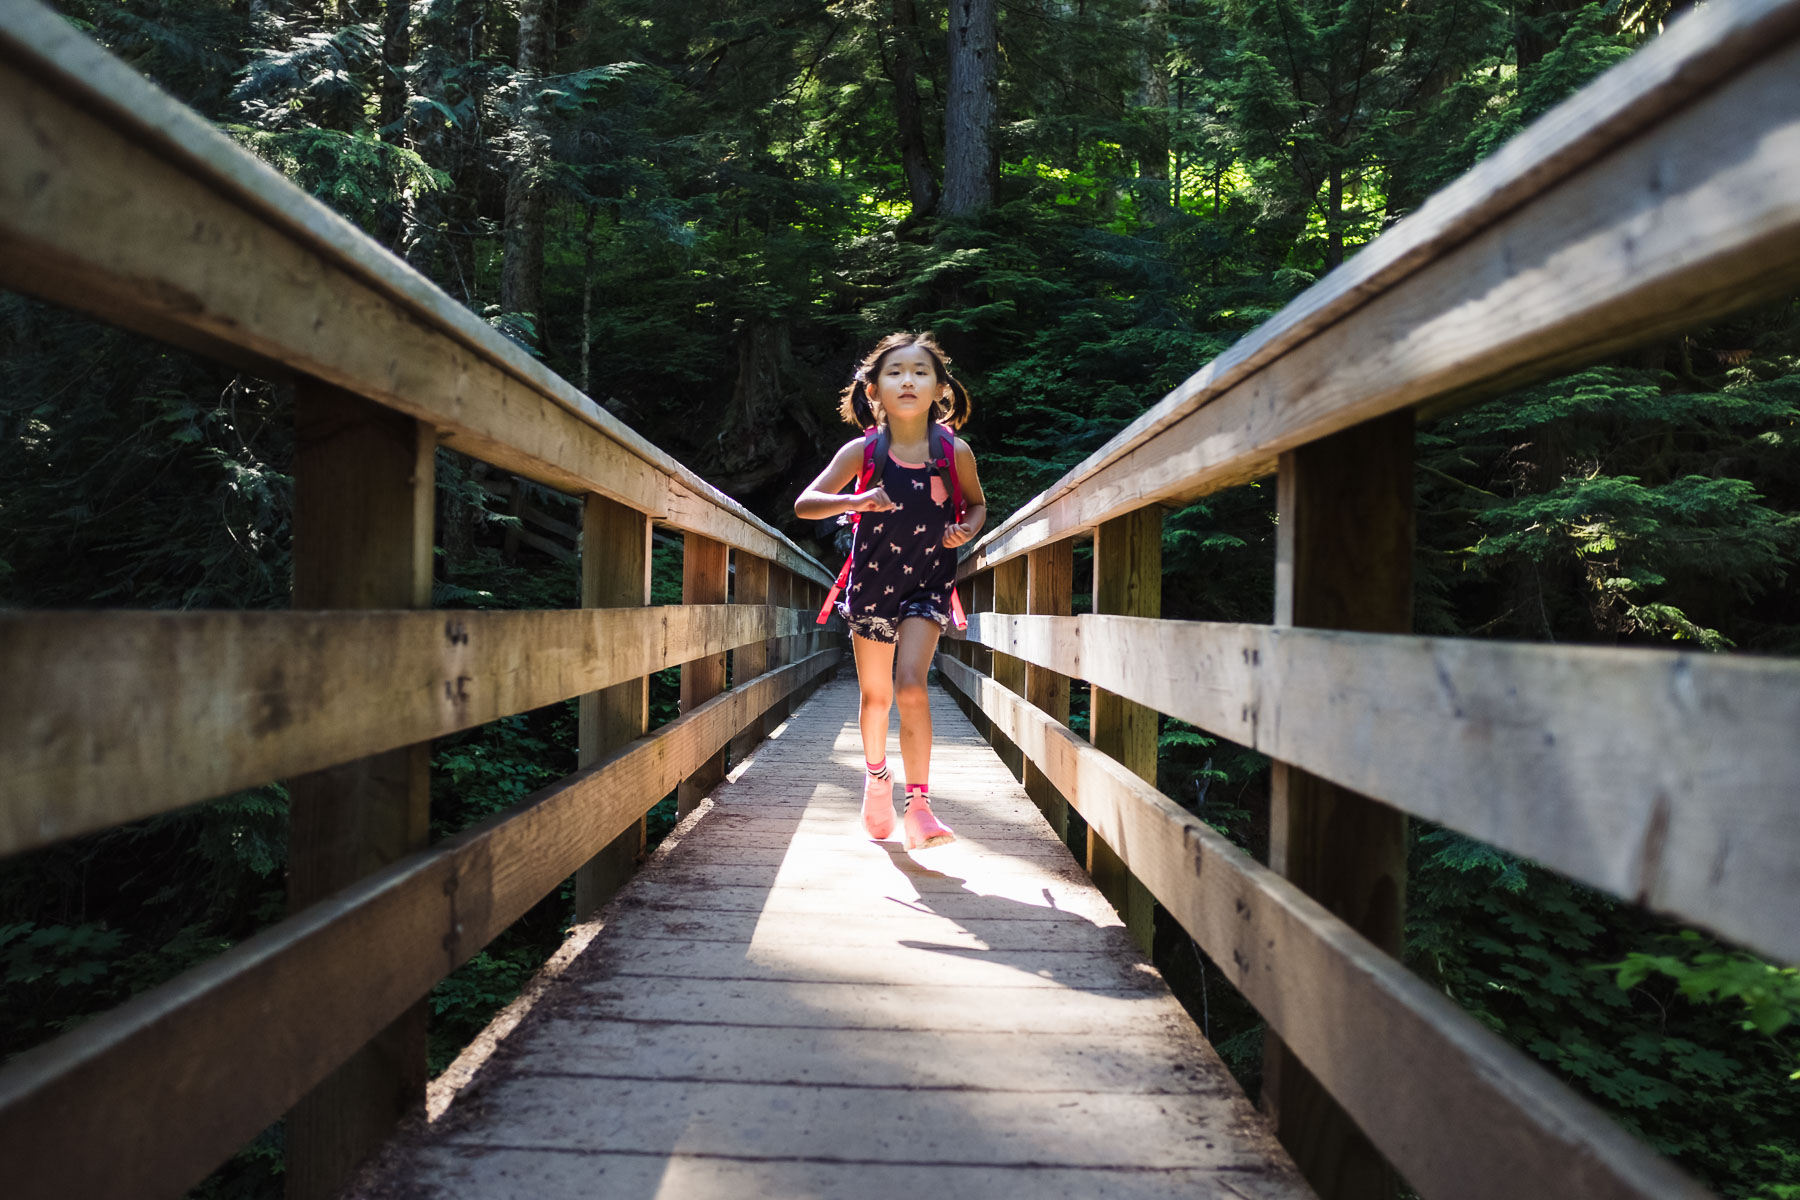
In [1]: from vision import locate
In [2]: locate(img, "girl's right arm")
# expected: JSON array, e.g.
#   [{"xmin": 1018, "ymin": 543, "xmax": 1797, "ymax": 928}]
[{"xmin": 794, "ymin": 437, "xmax": 899, "ymax": 519}]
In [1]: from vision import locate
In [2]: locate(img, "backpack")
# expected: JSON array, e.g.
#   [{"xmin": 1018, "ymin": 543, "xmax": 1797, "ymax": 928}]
[{"xmin": 816, "ymin": 422, "xmax": 968, "ymax": 630}]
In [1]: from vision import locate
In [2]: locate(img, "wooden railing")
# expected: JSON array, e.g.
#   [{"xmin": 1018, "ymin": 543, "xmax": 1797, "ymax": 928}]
[
  {"xmin": 941, "ymin": 2, "xmax": 1800, "ymax": 1198},
  {"xmin": 0, "ymin": 4, "xmax": 840, "ymax": 1198}
]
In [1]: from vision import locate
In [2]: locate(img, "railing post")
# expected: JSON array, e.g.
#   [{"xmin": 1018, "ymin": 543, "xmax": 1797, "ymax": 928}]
[
  {"xmin": 574, "ymin": 494, "xmax": 653, "ymax": 918},
  {"xmin": 766, "ymin": 567, "xmax": 792, "ymax": 726},
  {"xmin": 968, "ymin": 570, "xmax": 996, "ymax": 741},
  {"xmin": 729, "ymin": 553, "xmax": 771, "ymax": 766},
  {"xmin": 678, "ymin": 533, "xmax": 730, "ymax": 816},
  {"xmin": 284, "ymin": 381, "xmax": 433, "ymax": 1200},
  {"xmin": 1262, "ymin": 411, "xmax": 1412, "ymax": 1200},
  {"xmin": 1090, "ymin": 507, "xmax": 1160, "ymax": 953},
  {"xmin": 1025, "ymin": 541, "xmax": 1074, "ymax": 835},
  {"xmin": 991, "ymin": 557, "xmax": 1027, "ymax": 780}
]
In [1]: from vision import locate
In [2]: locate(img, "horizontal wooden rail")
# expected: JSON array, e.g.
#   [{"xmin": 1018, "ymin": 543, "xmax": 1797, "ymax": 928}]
[
  {"xmin": 1, "ymin": 604, "xmax": 810, "ymax": 857},
  {"xmin": 0, "ymin": 1, "xmax": 829, "ymax": 587},
  {"xmin": 934, "ymin": 653, "xmax": 1709, "ymax": 1200},
  {"xmin": 957, "ymin": 613, "xmax": 1800, "ymax": 963},
  {"xmin": 962, "ymin": 0, "xmax": 1800, "ymax": 574},
  {"xmin": 0, "ymin": 645, "xmax": 839, "ymax": 1200}
]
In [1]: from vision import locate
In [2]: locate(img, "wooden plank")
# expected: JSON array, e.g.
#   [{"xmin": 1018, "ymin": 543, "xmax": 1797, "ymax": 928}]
[
  {"xmin": 679, "ymin": 534, "xmax": 731, "ymax": 816},
  {"xmin": 0, "ymin": 647, "xmax": 840, "ymax": 1200},
  {"xmin": 956, "ymin": 610, "xmax": 1800, "ymax": 969},
  {"xmin": 574, "ymin": 494, "xmax": 653, "ymax": 919},
  {"xmin": 962, "ymin": 15, "xmax": 1800, "ymax": 577},
  {"xmin": 967, "ymin": 571, "xmax": 996, "ymax": 738},
  {"xmin": 990, "ymin": 557, "xmax": 1028, "ymax": 780},
  {"xmin": 345, "ymin": 677, "xmax": 1310, "ymax": 1200},
  {"xmin": 728, "ymin": 554, "xmax": 773, "ymax": 766},
  {"xmin": 1024, "ymin": 542, "xmax": 1074, "ymax": 836},
  {"xmin": 284, "ymin": 382, "xmax": 434, "ymax": 1200},
  {"xmin": 0, "ymin": 4, "xmax": 832, "ymax": 588},
  {"xmin": 1088, "ymin": 509, "xmax": 1160, "ymax": 954},
  {"xmin": 0, "ymin": 604, "xmax": 808, "ymax": 857},
  {"xmin": 933, "ymin": 653, "xmax": 1713, "ymax": 1200},
  {"xmin": 1263, "ymin": 414, "xmax": 1413, "ymax": 1199},
  {"xmin": 765, "ymin": 569, "xmax": 793, "ymax": 727}
]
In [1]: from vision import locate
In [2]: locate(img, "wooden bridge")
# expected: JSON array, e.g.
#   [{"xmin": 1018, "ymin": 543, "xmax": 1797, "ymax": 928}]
[{"xmin": 2, "ymin": 1, "xmax": 1798, "ymax": 1198}]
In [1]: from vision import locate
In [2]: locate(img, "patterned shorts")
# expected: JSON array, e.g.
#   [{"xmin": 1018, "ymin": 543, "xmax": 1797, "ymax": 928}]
[{"xmin": 840, "ymin": 596, "xmax": 951, "ymax": 644}]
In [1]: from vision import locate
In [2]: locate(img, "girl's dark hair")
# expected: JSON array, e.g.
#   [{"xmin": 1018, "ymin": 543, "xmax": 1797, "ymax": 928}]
[{"xmin": 836, "ymin": 331, "xmax": 972, "ymax": 430}]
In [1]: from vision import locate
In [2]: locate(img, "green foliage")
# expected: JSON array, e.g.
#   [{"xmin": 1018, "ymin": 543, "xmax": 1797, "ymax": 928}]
[
  {"xmin": 10, "ymin": 2, "xmax": 1800, "ymax": 1197},
  {"xmin": 1411, "ymin": 829, "xmax": 1800, "ymax": 1195}
]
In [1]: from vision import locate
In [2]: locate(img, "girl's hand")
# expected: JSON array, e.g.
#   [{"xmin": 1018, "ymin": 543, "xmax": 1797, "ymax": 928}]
[
  {"xmin": 852, "ymin": 487, "xmax": 898, "ymax": 513},
  {"xmin": 942, "ymin": 522, "xmax": 976, "ymax": 548}
]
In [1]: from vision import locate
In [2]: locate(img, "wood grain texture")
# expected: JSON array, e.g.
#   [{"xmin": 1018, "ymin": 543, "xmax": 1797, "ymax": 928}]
[
  {"xmin": 990, "ymin": 557, "xmax": 1028, "ymax": 779},
  {"xmin": 575, "ymin": 494, "xmax": 654, "ymax": 919},
  {"xmin": 0, "ymin": 604, "xmax": 809, "ymax": 857},
  {"xmin": 954, "ymin": 612, "xmax": 1800, "ymax": 965},
  {"xmin": 1263, "ymin": 416, "xmax": 1414, "ymax": 1199},
  {"xmin": 729, "ymin": 554, "xmax": 772, "ymax": 766},
  {"xmin": 0, "ymin": 3, "xmax": 831, "ymax": 587},
  {"xmin": 285, "ymin": 382, "xmax": 435, "ymax": 1200},
  {"xmin": 679, "ymin": 535, "xmax": 731, "ymax": 816},
  {"xmin": 346, "ymin": 677, "xmax": 1310, "ymax": 1200},
  {"xmin": 0, "ymin": 648, "xmax": 840, "ymax": 1200},
  {"xmin": 1089, "ymin": 509, "xmax": 1161, "ymax": 953},
  {"xmin": 1024, "ymin": 541, "xmax": 1075, "ymax": 835},
  {"xmin": 960, "ymin": 0, "xmax": 1800, "ymax": 576},
  {"xmin": 766, "ymin": 569, "xmax": 793, "ymax": 727},
  {"xmin": 934, "ymin": 653, "xmax": 1713, "ymax": 1200}
]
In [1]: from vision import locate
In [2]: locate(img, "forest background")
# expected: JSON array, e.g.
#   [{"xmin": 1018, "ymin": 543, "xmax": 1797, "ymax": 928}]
[{"xmin": 1, "ymin": 0, "xmax": 1798, "ymax": 1196}]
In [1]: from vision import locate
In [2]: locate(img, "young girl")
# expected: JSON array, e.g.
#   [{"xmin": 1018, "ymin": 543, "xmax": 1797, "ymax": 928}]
[{"xmin": 795, "ymin": 333, "xmax": 987, "ymax": 849}]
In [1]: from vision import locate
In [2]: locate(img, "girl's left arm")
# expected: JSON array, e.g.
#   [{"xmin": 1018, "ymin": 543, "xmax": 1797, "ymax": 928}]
[{"xmin": 942, "ymin": 438, "xmax": 988, "ymax": 549}]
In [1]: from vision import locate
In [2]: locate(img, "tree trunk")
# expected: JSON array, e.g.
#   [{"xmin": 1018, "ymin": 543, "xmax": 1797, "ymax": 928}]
[
  {"xmin": 374, "ymin": 0, "xmax": 410, "ymax": 250},
  {"xmin": 1324, "ymin": 164, "xmax": 1344, "ymax": 270},
  {"xmin": 698, "ymin": 320, "xmax": 810, "ymax": 499},
  {"xmin": 501, "ymin": 0, "xmax": 550, "ymax": 349},
  {"xmin": 1138, "ymin": 0, "xmax": 1170, "ymax": 213},
  {"xmin": 941, "ymin": 0, "xmax": 998, "ymax": 217},
  {"xmin": 380, "ymin": 0, "xmax": 409, "ymax": 139},
  {"xmin": 883, "ymin": 0, "xmax": 940, "ymax": 218}
]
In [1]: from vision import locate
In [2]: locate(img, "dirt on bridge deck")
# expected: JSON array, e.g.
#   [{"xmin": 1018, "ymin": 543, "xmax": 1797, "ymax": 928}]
[{"xmin": 346, "ymin": 677, "xmax": 1310, "ymax": 1200}]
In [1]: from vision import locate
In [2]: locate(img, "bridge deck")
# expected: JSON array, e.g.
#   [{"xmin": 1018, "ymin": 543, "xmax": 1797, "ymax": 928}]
[{"xmin": 349, "ymin": 678, "xmax": 1308, "ymax": 1199}]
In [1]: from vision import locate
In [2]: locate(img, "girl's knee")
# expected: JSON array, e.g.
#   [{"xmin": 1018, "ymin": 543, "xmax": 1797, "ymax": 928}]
[
  {"xmin": 860, "ymin": 682, "xmax": 893, "ymax": 709},
  {"xmin": 895, "ymin": 677, "xmax": 929, "ymax": 709}
]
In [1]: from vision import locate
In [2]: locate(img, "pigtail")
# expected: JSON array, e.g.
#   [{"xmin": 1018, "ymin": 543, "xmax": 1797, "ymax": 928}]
[
  {"xmin": 837, "ymin": 374, "xmax": 878, "ymax": 429},
  {"xmin": 935, "ymin": 373, "xmax": 972, "ymax": 430}
]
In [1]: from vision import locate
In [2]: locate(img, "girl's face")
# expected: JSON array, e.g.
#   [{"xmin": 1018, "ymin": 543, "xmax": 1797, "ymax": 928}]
[{"xmin": 868, "ymin": 346, "xmax": 945, "ymax": 423}]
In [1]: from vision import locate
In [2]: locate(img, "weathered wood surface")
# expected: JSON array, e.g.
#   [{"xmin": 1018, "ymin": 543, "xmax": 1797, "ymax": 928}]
[
  {"xmin": 679, "ymin": 536, "xmax": 731, "ymax": 816},
  {"xmin": 933, "ymin": 654, "xmax": 1713, "ymax": 1200},
  {"xmin": 345, "ymin": 679, "xmax": 1310, "ymax": 1200},
  {"xmin": 1089, "ymin": 509, "xmax": 1161, "ymax": 953},
  {"xmin": 990, "ymin": 557, "xmax": 1028, "ymax": 779},
  {"xmin": 0, "ymin": 648, "xmax": 837, "ymax": 1200},
  {"xmin": 0, "ymin": 604, "xmax": 809, "ymax": 857},
  {"xmin": 0, "ymin": 1, "xmax": 830, "ymax": 586},
  {"xmin": 1262, "ymin": 416, "xmax": 1414, "ymax": 1199},
  {"xmin": 728, "ymin": 553, "xmax": 772, "ymax": 766},
  {"xmin": 284, "ymin": 382, "xmax": 437, "ymax": 1200},
  {"xmin": 963, "ymin": 1, "xmax": 1800, "ymax": 575},
  {"xmin": 1023, "ymin": 541, "xmax": 1074, "ymax": 835},
  {"xmin": 958, "ymin": 613, "xmax": 1800, "ymax": 964},
  {"xmin": 574, "ymin": 494, "xmax": 654, "ymax": 919}
]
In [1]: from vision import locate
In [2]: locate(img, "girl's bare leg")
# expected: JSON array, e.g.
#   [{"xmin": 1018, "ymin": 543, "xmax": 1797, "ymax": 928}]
[
  {"xmin": 893, "ymin": 617, "xmax": 943, "ymax": 788},
  {"xmin": 850, "ymin": 633, "xmax": 897, "ymax": 767}
]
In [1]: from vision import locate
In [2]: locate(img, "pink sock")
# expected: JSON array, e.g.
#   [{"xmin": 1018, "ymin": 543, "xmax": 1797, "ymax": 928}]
[{"xmin": 867, "ymin": 758, "xmax": 890, "ymax": 779}]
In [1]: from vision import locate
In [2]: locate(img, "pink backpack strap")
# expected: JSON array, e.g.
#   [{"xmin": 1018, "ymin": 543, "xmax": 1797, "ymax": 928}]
[
  {"xmin": 930, "ymin": 423, "xmax": 970, "ymax": 631},
  {"xmin": 816, "ymin": 428, "xmax": 886, "ymax": 625}
]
